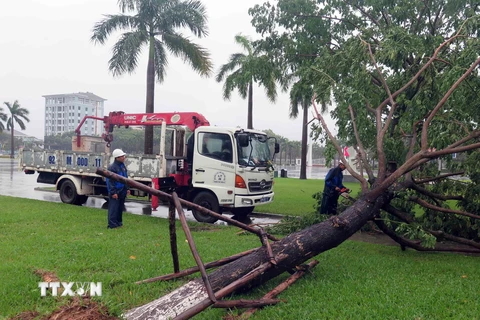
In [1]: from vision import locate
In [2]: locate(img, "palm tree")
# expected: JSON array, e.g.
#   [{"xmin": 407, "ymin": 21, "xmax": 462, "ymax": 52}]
[
  {"xmin": 91, "ymin": 0, "xmax": 212, "ymax": 154},
  {"xmin": 4, "ymin": 101, "xmax": 30, "ymax": 158},
  {"xmin": 289, "ymin": 80, "xmax": 313, "ymax": 179},
  {"xmin": 216, "ymin": 34, "xmax": 281, "ymax": 129}
]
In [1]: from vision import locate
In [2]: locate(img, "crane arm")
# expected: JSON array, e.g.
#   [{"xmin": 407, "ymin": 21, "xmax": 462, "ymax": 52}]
[{"xmin": 75, "ymin": 111, "xmax": 210, "ymax": 147}]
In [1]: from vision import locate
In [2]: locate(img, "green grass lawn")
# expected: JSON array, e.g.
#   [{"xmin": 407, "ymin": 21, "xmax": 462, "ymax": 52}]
[{"xmin": 1, "ymin": 193, "xmax": 479, "ymax": 319}]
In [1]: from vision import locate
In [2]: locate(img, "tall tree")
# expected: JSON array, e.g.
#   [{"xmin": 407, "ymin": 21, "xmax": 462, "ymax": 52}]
[
  {"xmin": 216, "ymin": 34, "xmax": 281, "ymax": 129},
  {"xmin": 92, "ymin": 0, "xmax": 212, "ymax": 154},
  {"xmin": 4, "ymin": 101, "xmax": 29, "ymax": 158},
  {"xmin": 289, "ymin": 79, "xmax": 314, "ymax": 179}
]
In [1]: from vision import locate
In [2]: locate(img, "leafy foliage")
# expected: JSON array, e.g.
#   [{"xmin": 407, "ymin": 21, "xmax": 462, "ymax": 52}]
[{"xmin": 250, "ymin": 0, "xmax": 480, "ymax": 250}]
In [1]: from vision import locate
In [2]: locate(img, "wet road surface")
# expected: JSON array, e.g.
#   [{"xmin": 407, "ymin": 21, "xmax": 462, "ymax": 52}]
[{"xmin": 0, "ymin": 158, "xmax": 282, "ymax": 226}]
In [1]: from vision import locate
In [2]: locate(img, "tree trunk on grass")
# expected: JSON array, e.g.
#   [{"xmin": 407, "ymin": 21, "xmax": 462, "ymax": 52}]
[{"xmin": 124, "ymin": 196, "xmax": 386, "ymax": 319}]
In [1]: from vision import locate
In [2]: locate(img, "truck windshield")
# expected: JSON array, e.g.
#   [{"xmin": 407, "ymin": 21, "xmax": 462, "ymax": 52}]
[{"xmin": 237, "ymin": 133, "xmax": 271, "ymax": 167}]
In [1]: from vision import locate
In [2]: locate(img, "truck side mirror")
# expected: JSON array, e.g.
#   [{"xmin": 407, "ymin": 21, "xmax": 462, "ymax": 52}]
[
  {"xmin": 274, "ymin": 143, "xmax": 280, "ymax": 154},
  {"xmin": 237, "ymin": 134, "xmax": 249, "ymax": 147}
]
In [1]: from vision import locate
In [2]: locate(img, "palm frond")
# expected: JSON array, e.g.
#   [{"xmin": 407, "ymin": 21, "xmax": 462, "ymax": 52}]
[
  {"xmin": 91, "ymin": 14, "xmax": 138, "ymax": 45},
  {"xmin": 215, "ymin": 53, "xmax": 246, "ymax": 82},
  {"xmin": 289, "ymin": 80, "xmax": 313, "ymax": 119},
  {"xmin": 153, "ymin": 38, "xmax": 168, "ymax": 83},
  {"xmin": 108, "ymin": 31, "xmax": 148, "ymax": 76},
  {"xmin": 234, "ymin": 34, "xmax": 253, "ymax": 56},
  {"xmin": 0, "ymin": 106, "xmax": 6, "ymax": 132},
  {"xmin": 13, "ymin": 117, "xmax": 27, "ymax": 130},
  {"xmin": 262, "ymin": 75, "xmax": 278, "ymax": 103},
  {"xmin": 117, "ymin": 0, "xmax": 138, "ymax": 13},
  {"xmin": 162, "ymin": 0, "xmax": 209, "ymax": 38},
  {"xmin": 0, "ymin": 106, "xmax": 6, "ymax": 122},
  {"xmin": 163, "ymin": 33, "xmax": 212, "ymax": 77},
  {"xmin": 221, "ymin": 69, "xmax": 249, "ymax": 100}
]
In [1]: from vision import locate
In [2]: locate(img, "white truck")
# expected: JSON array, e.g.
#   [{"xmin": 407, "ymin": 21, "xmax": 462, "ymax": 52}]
[{"xmin": 20, "ymin": 111, "xmax": 279, "ymax": 223}]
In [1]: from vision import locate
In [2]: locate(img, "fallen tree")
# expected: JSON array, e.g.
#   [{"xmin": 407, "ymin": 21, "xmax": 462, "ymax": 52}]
[{"xmin": 97, "ymin": 168, "xmax": 388, "ymax": 319}]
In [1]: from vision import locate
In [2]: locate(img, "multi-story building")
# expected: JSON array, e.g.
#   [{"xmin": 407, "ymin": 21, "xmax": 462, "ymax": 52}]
[{"xmin": 43, "ymin": 92, "xmax": 106, "ymax": 137}]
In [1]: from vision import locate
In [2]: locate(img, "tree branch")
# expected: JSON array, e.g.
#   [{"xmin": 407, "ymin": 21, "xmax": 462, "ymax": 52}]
[
  {"xmin": 348, "ymin": 105, "xmax": 374, "ymax": 185},
  {"xmin": 311, "ymin": 95, "xmax": 367, "ymax": 186},
  {"xmin": 375, "ymin": 219, "xmax": 480, "ymax": 253},
  {"xmin": 410, "ymin": 196, "xmax": 480, "ymax": 220},
  {"xmin": 408, "ymin": 182, "xmax": 463, "ymax": 203},
  {"xmin": 429, "ymin": 230, "xmax": 480, "ymax": 250},
  {"xmin": 382, "ymin": 204, "xmax": 413, "ymax": 223},
  {"xmin": 405, "ymin": 131, "xmax": 480, "ymax": 173},
  {"xmin": 382, "ymin": 205, "xmax": 480, "ymax": 251},
  {"xmin": 414, "ymin": 172, "xmax": 465, "ymax": 184},
  {"xmin": 360, "ymin": 38, "xmax": 397, "ymax": 181},
  {"xmin": 421, "ymin": 56, "xmax": 480, "ymax": 149},
  {"xmin": 376, "ymin": 34, "xmax": 461, "ymax": 112},
  {"xmin": 352, "ymin": 4, "xmax": 380, "ymax": 27}
]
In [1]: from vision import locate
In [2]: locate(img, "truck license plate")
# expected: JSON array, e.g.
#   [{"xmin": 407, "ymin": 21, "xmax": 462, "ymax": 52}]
[{"xmin": 260, "ymin": 197, "xmax": 269, "ymax": 203}]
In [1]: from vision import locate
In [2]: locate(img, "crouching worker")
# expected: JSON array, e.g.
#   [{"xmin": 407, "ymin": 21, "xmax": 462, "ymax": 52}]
[
  {"xmin": 320, "ymin": 162, "xmax": 349, "ymax": 215},
  {"xmin": 106, "ymin": 149, "xmax": 130, "ymax": 229}
]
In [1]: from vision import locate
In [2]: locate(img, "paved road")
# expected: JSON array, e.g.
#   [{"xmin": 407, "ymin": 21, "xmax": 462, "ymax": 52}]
[{"xmin": 0, "ymin": 157, "xmax": 281, "ymax": 225}]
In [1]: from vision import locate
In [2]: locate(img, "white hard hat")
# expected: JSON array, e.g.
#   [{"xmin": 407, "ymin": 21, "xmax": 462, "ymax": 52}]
[{"xmin": 112, "ymin": 149, "xmax": 126, "ymax": 158}]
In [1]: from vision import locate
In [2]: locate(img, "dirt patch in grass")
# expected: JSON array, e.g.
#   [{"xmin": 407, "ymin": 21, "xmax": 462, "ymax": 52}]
[
  {"xmin": 9, "ymin": 311, "xmax": 40, "ymax": 320},
  {"xmin": 33, "ymin": 269, "xmax": 60, "ymax": 283},
  {"xmin": 9, "ymin": 296, "xmax": 118, "ymax": 320},
  {"xmin": 44, "ymin": 296, "xmax": 118, "ymax": 320}
]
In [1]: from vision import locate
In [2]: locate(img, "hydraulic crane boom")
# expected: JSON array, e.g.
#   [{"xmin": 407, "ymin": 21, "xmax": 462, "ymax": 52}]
[{"xmin": 75, "ymin": 111, "xmax": 210, "ymax": 147}]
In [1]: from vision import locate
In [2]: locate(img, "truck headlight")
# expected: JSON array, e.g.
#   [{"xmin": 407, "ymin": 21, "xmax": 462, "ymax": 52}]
[{"xmin": 241, "ymin": 199, "xmax": 253, "ymax": 205}]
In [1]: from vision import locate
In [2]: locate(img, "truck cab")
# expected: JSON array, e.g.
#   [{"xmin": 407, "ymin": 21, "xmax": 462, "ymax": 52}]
[{"xmin": 180, "ymin": 127, "xmax": 275, "ymax": 223}]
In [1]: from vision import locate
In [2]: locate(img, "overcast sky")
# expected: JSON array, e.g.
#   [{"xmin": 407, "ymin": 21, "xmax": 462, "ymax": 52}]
[{"xmin": 0, "ymin": 0, "xmax": 326, "ymax": 141}]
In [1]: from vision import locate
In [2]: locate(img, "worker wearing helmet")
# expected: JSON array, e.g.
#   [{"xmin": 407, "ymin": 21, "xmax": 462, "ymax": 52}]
[{"xmin": 106, "ymin": 149, "xmax": 130, "ymax": 229}]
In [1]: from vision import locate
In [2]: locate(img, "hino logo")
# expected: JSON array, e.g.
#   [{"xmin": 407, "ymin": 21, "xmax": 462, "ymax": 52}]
[{"xmin": 259, "ymin": 180, "xmax": 267, "ymax": 189}]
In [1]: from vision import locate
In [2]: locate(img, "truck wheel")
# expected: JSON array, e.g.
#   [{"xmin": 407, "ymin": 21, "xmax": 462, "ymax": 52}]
[
  {"xmin": 59, "ymin": 180, "xmax": 80, "ymax": 205},
  {"xmin": 192, "ymin": 191, "xmax": 220, "ymax": 224},
  {"xmin": 230, "ymin": 206, "xmax": 255, "ymax": 217}
]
